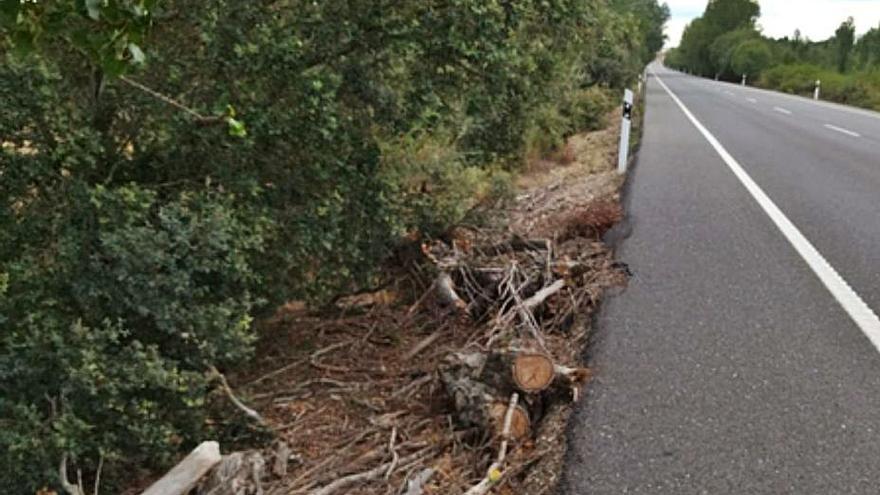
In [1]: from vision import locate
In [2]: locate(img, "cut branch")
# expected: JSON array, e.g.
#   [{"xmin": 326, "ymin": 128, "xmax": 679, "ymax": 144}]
[
  {"xmin": 435, "ymin": 272, "xmax": 468, "ymax": 313},
  {"xmin": 210, "ymin": 366, "xmax": 266, "ymax": 425},
  {"xmin": 308, "ymin": 449, "xmax": 430, "ymax": 495},
  {"xmin": 140, "ymin": 442, "xmax": 222, "ymax": 495},
  {"xmin": 522, "ymin": 279, "xmax": 566, "ymax": 311},
  {"xmin": 463, "ymin": 392, "xmax": 520, "ymax": 495},
  {"xmin": 119, "ymin": 76, "xmax": 224, "ymax": 124}
]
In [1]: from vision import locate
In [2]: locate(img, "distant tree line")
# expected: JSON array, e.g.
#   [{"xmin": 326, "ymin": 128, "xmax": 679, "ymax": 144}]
[
  {"xmin": 0, "ymin": 0, "xmax": 667, "ymax": 492},
  {"xmin": 666, "ymin": 0, "xmax": 880, "ymax": 110}
]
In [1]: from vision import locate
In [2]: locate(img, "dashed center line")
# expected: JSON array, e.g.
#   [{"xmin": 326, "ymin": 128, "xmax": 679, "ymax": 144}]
[
  {"xmin": 824, "ymin": 124, "xmax": 861, "ymax": 137},
  {"xmin": 773, "ymin": 107, "xmax": 792, "ymax": 115},
  {"xmin": 652, "ymin": 70, "xmax": 880, "ymax": 355},
  {"xmin": 746, "ymin": 97, "xmax": 757, "ymax": 103}
]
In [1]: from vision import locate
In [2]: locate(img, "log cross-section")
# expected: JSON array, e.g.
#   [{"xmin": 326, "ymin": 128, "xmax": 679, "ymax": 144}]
[
  {"xmin": 512, "ymin": 352, "xmax": 555, "ymax": 393},
  {"xmin": 489, "ymin": 401, "xmax": 530, "ymax": 441}
]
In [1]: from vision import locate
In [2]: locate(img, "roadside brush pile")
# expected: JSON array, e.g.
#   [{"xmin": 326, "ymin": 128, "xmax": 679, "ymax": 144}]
[{"xmin": 132, "ymin": 128, "xmax": 630, "ymax": 495}]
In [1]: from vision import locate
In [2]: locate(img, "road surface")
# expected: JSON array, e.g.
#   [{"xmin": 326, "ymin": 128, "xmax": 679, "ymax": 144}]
[{"xmin": 560, "ymin": 64, "xmax": 880, "ymax": 494}]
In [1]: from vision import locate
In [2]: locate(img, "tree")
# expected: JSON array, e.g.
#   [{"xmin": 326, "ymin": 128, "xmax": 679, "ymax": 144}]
[
  {"xmin": 855, "ymin": 24, "xmax": 880, "ymax": 70},
  {"xmin": 0, "ymin": 0, "xmax": 157, "ymax": 75},
  {"xmin": 672, "ymin": 0, "xmax": 761, "ymax": 76},
  {"xmin": 610, "ymin": 0, "xmax": 671, "ymax": 64},
  {"xmin": 710, "ymin": 28, "xmax": 761, "ymax": 79},
  {"xmin": 678, "ymin": 18, "xmax": 715, "ymax": 75},
  {"xmin": 704, "ymin": 0, "xmax": 760, "ymax": 32},
  {"xmin": 731, "ymin": 39, "xmax": 773, "ymax": 79},
  {"xmin": 835, "ymin": 17, "xmax": 856, "ymax": 72}
]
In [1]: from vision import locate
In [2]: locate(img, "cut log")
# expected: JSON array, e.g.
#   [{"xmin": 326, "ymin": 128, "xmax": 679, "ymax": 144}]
[
  {"xmin": 488, "ymin": 401, "xmax": 530, "ymax": 440},
  {"xmin": 141, "ymin": 441, "xmax": 222, "ymax": 495},
  {"xmin": 440, "ymin": 353, "xmax": 497, "ymax": 431},
  {"xmin": 440, "ymin": 352, "xmax": 535, "ymax": 441},
  {"xmin": 196, "ymin": 450, "xmax": 266, "ymax": 495},
  {"xmin": 512, "ymin": 352, "xmax": 555, "ymax": 393},
  {"xmin": 440, "ymin": 349, "xmax": 589, "ymax": 445}
]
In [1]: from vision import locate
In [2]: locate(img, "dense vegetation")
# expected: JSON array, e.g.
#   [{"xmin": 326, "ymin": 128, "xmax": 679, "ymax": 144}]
[
  {"xmin": 0, "ymin": 0, "xmax": 667, "ymax": 492},
  {"xmin": 666, "ymin": 0, "xmax": 880, "ymax": 110}
]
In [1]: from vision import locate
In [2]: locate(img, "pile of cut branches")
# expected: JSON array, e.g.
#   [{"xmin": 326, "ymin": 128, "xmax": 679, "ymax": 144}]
[
  {"xmin": 141, "ymin": 194, "xmax": 629, "ymax": 495},
  {"xmin": 422, "ymin": 204, "xmax": 626, "ymax": 492}
]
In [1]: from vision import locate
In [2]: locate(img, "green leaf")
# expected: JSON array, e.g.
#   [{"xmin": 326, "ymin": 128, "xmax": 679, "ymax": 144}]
[
  {"xmin": 128, "ymin": 43, "xmax": 146, "ymax": 64},
  {"xmin": 101, "ymin": 55, "xmax": 128, "ymax": 77},
  {"xmin": 227, "ymin": 117, "xmax": 247, "ymax": 138},
  {"xmin": 85, "ymin": 0, "xmax": 102, "ymax": 21}
]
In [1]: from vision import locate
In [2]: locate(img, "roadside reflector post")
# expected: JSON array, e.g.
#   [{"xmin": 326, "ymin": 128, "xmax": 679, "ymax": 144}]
[
  {"xmin": 741, "ymin": 74, "xmax": 747, "ymax": 86},
  {"xmin": 814, "ymin": 79, "xmax": 821, "ymax": 100},
  {"xmin": 617, "ymin": 88, "xmax": 634, "ymax": 175}
]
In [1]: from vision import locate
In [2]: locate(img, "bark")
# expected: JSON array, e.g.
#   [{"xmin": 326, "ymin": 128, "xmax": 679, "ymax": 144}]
[
  {"xmin": 140, "ymin": 442, "xmax": 222, "ymax": 495},
  {"xmin": 197, "ymin": 451, "xmax": 266, "ymax": 495},
  {"xmin": 440, "ymin": 350, "xmax": 589, "ymax": 440}
]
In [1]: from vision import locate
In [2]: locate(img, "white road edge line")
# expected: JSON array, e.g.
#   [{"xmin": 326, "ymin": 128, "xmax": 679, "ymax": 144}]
[
  {"xmin": 824, "ymin": 124, "xmax": 861, "ymax": 137},
  {"xmin": 773, "ymin": 107, "xmax": 792, "ymax": 115},
  {"xmin": 651, "ymin": 70, "xmax": 880, "ymax": 352}
]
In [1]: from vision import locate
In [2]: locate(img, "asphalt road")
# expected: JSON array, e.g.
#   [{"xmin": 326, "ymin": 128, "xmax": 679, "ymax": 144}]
[{"xmin": 559, "ymin": 64, "xmax": 880, "ymax": 494}]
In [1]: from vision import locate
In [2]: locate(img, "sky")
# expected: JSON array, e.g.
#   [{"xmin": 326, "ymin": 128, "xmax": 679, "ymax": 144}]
[{"xmin": 664, "ymin": 0, "xmax": 880, "ymax": 47}]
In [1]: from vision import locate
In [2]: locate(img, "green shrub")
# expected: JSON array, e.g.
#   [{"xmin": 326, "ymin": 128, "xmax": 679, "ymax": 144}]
[
  {"xmin": 730, "ymin": 39, "xmax": 773, "ymax": 80},
  {"xmin": 0, "ymin": 185, "xmax": 268, "ymax": 490},
  {"xmin": 378, "ymin": 133, "xmax": 506, "ymax": 237},
  {"xmin": 759, "ymin": 64, "xmax": 880, "ymax": 110},
  {"xmin": 566, "ymin": 86, "xmax": 617, "ymax": 132},
  {"xmin": 759, "ymin": 64, "xmax": 830, "ymax": 95}
]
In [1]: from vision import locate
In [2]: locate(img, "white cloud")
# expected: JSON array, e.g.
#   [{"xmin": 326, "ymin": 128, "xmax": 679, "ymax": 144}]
[{"xmin": 664, "ymin": 0, "xmax": 880, "ymax": 47}]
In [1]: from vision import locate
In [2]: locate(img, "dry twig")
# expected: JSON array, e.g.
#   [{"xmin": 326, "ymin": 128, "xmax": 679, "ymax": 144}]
[
  {"xmin": 463, "ymin": 392, "xmax": 520, "ymax": 495},
  {"xmin": 308, "ymin": 449, "xmax": 431, "ymax": 495},
  {"xmin": 210, "ymin": 366, "xmax": 266, "ymax": 425}
]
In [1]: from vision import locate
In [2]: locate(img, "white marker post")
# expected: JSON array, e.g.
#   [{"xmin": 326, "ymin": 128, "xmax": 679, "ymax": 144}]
[
  {"xmin": 617, "ymin": 88, "xmax": 634, "ymax": 175},
  {"xmin": 814, "ymin": 79, "xmax": 821, "ymax": 100},
  {"xmin": 741, "ymin": 74, "xmax": 747, "ymax": 86}
]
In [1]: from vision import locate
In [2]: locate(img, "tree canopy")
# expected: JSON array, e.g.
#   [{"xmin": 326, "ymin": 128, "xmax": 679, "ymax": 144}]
[{"xmin": 666, "ymin": 1, "xmax": 880, "ymax": 111}]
